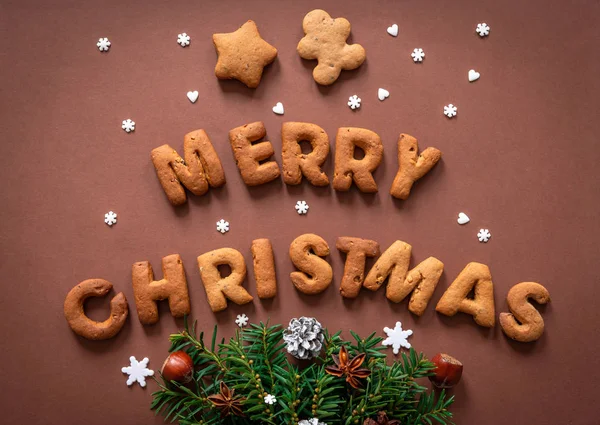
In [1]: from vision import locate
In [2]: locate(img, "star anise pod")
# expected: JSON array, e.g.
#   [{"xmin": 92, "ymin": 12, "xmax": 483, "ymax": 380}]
[
  {"xmin": 325, "ymin": 346, "xmax": 371, "ymax": 389},
  {"xmin": 207, "ymin": 381, "xmax": 246, "ymax": 417},
  {"xmin": 363, "ymin": 412, "xmax": 401, "ymax": 425},
  {"xmin": 376, "ymin": 411, "xmax": 400, "ymax": 425}
]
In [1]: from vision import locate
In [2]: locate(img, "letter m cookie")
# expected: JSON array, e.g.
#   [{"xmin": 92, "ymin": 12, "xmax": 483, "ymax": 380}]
[{"xmin": 151, "ymin": 130, "xmax": 226, "ymax": 205}]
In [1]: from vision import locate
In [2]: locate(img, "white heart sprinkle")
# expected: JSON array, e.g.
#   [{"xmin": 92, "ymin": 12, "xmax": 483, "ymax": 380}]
[
  {"xmin": 378, "ymin": 88, "xmax": 390, "ymax": 101},
  {"xmin": 387, "ymin": 24, "xmax": 398, "ymax": 37},
  {"xmin": 457, "ymin": 212, "xmax": 470, "ymax": 225},
  {"xmin": 187, "ymin": 91, "xmax": 199, "ymax": 103},
  {"xmin": 468, "ymin": 70, "xmax": 480, "ymax": 82},
  {"xmin": 272, "ymin": 102, "xmax": 284, "ymax": 115}
]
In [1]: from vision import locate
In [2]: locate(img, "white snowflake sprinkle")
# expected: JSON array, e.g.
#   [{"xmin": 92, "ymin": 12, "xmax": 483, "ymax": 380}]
[
  {"xmin": 264, "ymin": 394, "xmax": 277, "ymax": 405},
  {"xmin": 476, "ymin": 23, "xmax": 490, "ymax": 37},
  {"xmin": 96, "ymin": 37, "xmax": 111, "ymax": 52},
  {"xmin": 121, "ymin": 356, "xmax": 154, "ymax": 387},
  {"xmin": 104, "ymin": 211, "xmax": 117, "ymax": 226},
  {"xmin": 411, "ymin": 48, "xmax": 425, "ymax": 62},
  {"xmin": 122, "ymin": 119, "xmax": 135, "ymax": 133},
  {"xmin": 382, "ymin": 321, "xmax": 413, "ymax": 354},
  {"xmin": 299, "ymin": 419, "xmax": 328, "ymax": 425},
  {"xmin": 295, "ymin": 200, "xmax": 309, "ymax": 215},
  {"xmin": 477, "ymin": 228, "xmax": 491, "ymax": 242},
  {"xmin": 216, "ymin": 219, "xmax": 229, "ymax": 234},
  {"xmin": 348, "ymin": 95, "xmax": 361, "ymax": 110},
  {"xmin": 177, "ymin": 33, "xmax": 191, "ymax": 47},
  {"xmin": 235, "ymin": 314, "xmax": 249, "ymax": 327},
  {"xmin": 443, "ymin": 104, "xmax": 457, "ymax": 118}
]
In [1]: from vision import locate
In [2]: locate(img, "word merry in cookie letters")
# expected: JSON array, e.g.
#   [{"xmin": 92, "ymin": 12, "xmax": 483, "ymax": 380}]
[
  {"xmin": 151, "ymin": 122, "xmax": 442, "ymax": 206},
  {"xmin": 63, "ymin": 235, "xmax": 550, "ymax": 343}
]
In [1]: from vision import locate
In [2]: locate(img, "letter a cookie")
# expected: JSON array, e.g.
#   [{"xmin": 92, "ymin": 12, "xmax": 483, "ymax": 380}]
[{"xmin": 297, "ymin": 9, "xmax": 366, "ymax": 85}]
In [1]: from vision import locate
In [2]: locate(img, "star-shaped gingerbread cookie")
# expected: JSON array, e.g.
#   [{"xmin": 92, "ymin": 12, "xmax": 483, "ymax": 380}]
[{"xmin": 213, "ymin": 20, "xmax": 278, "ymax": 88}]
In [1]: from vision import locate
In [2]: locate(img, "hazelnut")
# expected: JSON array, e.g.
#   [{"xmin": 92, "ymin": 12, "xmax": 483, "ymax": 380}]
[
  {"xmin": 161, "ymin": 351, "xmax": 194, "ymax": 383},
  {"xmin": 428, "ymin": 353, "xmax": 463, "ymax": 389}
]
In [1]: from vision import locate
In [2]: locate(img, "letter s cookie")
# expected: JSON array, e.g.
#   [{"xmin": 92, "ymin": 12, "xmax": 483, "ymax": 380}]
[{"xmin": 500, "ymin": 282, "xmax": 550, "ymax": 342}]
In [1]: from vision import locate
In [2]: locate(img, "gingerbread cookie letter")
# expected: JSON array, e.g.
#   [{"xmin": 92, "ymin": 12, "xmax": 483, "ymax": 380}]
[
  {"xmin": 400, "ymin": 257, "xmax": 444, "ymax": 316},
  {"xmin": 63, "ymin": 279, "xmax": 128, "ymax": 340},
  {"xmin": 229, "ymin": 122, "xmax": 281, "ymax": 186},
  {"xmin": 289, "ymin": 233, "xmax": 333, "ymax": 294},
  {"xmin": 336, "ymin": 237, "xmax": 380, "ymax": 298},
  {"xmin": 281, "ymin": 122, "xmax": 330, "ymax": 186},
  {"xmin": 132, "ymin": 254, "xmax": 191, "ymax": 325},
  {"xmin": 198, "ymin": 248, "xmax": 253, "ymax": 312},
  {"xmin": 251, "ymin": 238, "xmax": 277, "ymax": 299},
  {"xmin": 297, "ymin": 9, "xmax": 366, "ymax": 85},
  {"xmin": 213, "ymin": 20, "xmax": 277, "ymax": 88},
  {"xmin": 364, "ymin": 240, "xmax": 411, "ymax": 300},
  {"xmin": 390, "ymin": 134, "xmax": 442, "ymax": 200},
  {"xmin": 363, "ymin": 241, "xmax": 443, "ymax": 314},
  {"xmin": 500, "ymin": 282, "xmax": 550, "ymax": 342},
  {"xmin": 436, "ymin": 262, "xmax": 496, "ymax": 327},
  {"xmin": 151, "ymin": 130, "xmax": 226, "ymax": 206},
  {"xmin": 333, "ymin": 128, "xmax": 383, "ymax": 192}
]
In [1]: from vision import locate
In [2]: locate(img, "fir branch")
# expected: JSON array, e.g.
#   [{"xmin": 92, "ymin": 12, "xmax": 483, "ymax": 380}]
[
  {"xmin": 150, "ymin": 380, "xmax": 209, "ymax": 424},
  {"xmin": 348, "ymin": 330, "xmax": 386, "ymax": 359},
  {"xmin": 410, "ymin": 390, "xmax": 454, "ymax": 425},
  {"xmin": 169, "ymin": 321, "xmax": 227, "ymax": 375},
  {"xmin": 219, "ymin": 330, "xmax": 276, "ymax": 424},
  {"xmin": 308, "ymin": 365, "xmax": 345, "ymax": 421},
  {"xmin": 150, "ymin": 318, "xmax": 456, "ymax": 425},
  {"xmin": 152, "ymin": 321, "xmax": 226, "ymax": 424},
  {"xmin": 399, "ymin": 349, "xmax": 436, "ymax": 380},
  {"xmin": 242, "ymin": 322, "xmax": 285, "ymax": 393},
  {"xmin": 320, "ymin": 329, "xmax": 345, "ymax": 361},
  {"xmin": 273, "ymin": 362, "xmax": 304, "ymax": 425}
]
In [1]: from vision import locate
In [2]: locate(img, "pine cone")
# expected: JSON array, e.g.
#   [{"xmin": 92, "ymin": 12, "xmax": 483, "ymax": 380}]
[{"xmin": 283, "ymin": 317, "xmax": 325, "ymax": 360}]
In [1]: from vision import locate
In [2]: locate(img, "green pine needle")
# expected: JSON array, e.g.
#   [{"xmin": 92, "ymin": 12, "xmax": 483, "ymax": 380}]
[{"xmin": 151, "ymin": 317, "xmax": 454, "ymax": 425}]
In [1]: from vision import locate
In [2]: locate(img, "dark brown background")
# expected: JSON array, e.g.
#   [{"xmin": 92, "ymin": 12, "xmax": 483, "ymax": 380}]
[{"xmin": 1, "ymin": 0, "xmax": 599, "ymax": 423}]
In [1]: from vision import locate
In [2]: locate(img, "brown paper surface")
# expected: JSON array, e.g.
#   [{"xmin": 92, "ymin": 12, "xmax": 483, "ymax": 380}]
[{"xmin": 1, "ymin": 0, "xmax": 599, "ymax": 423}]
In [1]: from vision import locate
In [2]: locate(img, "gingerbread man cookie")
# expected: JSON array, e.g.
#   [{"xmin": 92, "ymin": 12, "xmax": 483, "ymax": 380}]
[{"xmin": 297, "ymin": 9, "xmax": 366, "ymax": 85}]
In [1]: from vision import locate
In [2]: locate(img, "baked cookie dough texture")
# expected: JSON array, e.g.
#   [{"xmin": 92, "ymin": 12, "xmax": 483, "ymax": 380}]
[{"xmin": 212, "ymin": 10, "xmax": 366, "ymax": 88}]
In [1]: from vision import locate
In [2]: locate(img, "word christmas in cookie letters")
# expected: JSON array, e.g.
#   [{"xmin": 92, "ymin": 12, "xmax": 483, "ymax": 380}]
[{"xmin": 64, "ymin": 235, "xmax": 550, "ymax": 344}]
